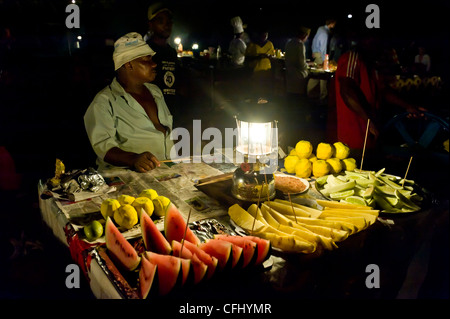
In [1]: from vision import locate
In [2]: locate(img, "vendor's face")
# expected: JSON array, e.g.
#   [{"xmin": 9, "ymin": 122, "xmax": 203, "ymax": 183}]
[
  {"xmin": 129, "ymin": 55, "xmax": 157, "ymax": 82},
  {"xmin": 149, "ymin": 11, "xmax": 173, "ymax": 39}
]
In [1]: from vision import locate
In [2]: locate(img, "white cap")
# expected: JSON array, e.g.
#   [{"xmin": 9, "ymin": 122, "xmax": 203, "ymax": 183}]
[
  {"xmin": 231, "ymin": 16, "xmax": 244, "ymax": 34},
  {"xmin": 112, "ymin": 32, "xmax": 156, "ymax": 71}
]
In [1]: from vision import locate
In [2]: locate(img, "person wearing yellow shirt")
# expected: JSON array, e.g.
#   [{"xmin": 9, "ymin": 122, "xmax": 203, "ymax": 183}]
[{"xmin": 245, "ymin": 27, "xmax": 275, "ymax": 101}]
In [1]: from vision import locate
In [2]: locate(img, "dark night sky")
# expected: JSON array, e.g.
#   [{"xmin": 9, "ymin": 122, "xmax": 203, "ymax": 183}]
[{"xmin": 1, "ymin": 0, "xmax": 448, "ymax": 49}]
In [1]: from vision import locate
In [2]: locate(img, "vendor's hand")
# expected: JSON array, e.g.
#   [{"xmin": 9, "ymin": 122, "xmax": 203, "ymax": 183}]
[{"xmin": 133, "ymin": 152, "xmax": 160, "ymax": 173}]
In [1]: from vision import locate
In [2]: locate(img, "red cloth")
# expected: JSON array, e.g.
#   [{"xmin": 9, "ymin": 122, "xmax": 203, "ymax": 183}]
[
  {"xmin": 64, "ymin": 224, "xmax": 95, "ymax": 280},
  {"xmin": 334, "ymin": 51, "xmax": 379, "ymax": 149}
]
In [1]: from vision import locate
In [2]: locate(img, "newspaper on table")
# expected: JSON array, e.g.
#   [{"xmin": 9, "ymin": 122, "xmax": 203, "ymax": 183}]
[{"xmin": 52, "ymin": 159, "xmax": 237, "ymax": 239}]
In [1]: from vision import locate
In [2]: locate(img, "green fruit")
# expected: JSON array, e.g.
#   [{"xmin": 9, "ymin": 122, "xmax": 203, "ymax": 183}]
[{"xmin": 84, "ymin": 220, "xmax": 103, "ymax": 241}]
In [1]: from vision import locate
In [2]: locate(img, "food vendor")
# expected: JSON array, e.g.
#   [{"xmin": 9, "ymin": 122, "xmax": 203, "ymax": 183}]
[{"xmin": 84, "ymin": 32, "xmax": 173, "ymax": 173}]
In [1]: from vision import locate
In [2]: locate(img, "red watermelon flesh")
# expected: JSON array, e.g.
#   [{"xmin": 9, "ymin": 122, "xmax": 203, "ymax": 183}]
[
  {"xmin": 144, "ymin": 251, "xmax": 181, "ymax": 296},
  {"xmin": 180, "ymin": 239, "xmax": 218, "ymax": 279},
  {"xmin": 243, "ymin": 235, "xmax": 271, "ymax": 265},
  {"xmin": 105, "ymin": 217, "xmax": 141, "ymax": 271},
  {"xmin": 215, "ymin": 234, "xmax": 258, "ymax": 268},
  {"xmin": 164, "ymin": 203, "xmax": 201, "ymax": 245},
  {"xmin": 171, "ymin": 240, "xmax": 208, "ymax": 284},
  {"xmin": 138, "ymin": 255, "xmax": 157, "ymax": 299},
  {"xmin": 200, "ymin": 239, "xmax": 233, "ymax": 271},
  {"xmin": 140, "ymin": 209, "xmax": 172, "ymax": 254}
]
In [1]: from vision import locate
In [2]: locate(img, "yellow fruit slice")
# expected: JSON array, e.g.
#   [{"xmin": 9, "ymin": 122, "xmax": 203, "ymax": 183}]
[
  {"xmin": 114, "ymin": 204, "xmax": 138, "ymax": 229},
  {"xmin": 101, "ymin": 198, "xmax": 121, "ymax": 219},
  {"xmin": 228, "ymin": 204, "xmax": 266, "ymax": 232}
]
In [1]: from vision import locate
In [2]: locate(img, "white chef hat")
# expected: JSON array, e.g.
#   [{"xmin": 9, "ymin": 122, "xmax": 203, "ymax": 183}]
[
  {"xmin": 112, "ymin": 32, "xmax": 156, "ymax": 71},
  {"xmin": 231, "ymin": 16, "xmax": 244, "ymax": 34}
]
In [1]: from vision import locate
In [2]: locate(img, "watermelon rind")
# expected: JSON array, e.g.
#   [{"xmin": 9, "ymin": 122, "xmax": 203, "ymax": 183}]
[
  {"xmin": 214, "ymin": 234, "xmax": 258, "ymax": 268},
  {"xmin": 105, "ymin": 217, "xmax": 141, "ymax": 271},
  {"xmin": 171, "ymin": 240, "xmax": 208, "ymax": 284},
  {"xmin": 140, "ymin": 208, "xmax": 172, "ymax": 254},
  {"xmin": 138, "ymin": 254, "xmax": 158, "ymax": 299},
  {"xmin": 200, "ymin": 239, "xmax": 233, "ymax": 272},
  {"xmin": 144, "ymin": 251, "xmax": 182, "ymax": 296}
]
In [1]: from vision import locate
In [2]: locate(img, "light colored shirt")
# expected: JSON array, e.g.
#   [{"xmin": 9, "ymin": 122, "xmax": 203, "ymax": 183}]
[
  {"xmin": 84, "ymin": 77, "xmax": 173, "ymax": 170},
  {"xmin": 284, "ymin": 38, "xmax": 309, "ymax": 94},
  {"xmin": 414, "ymin": 54, "xmax": 431, "ymax": 72},
  {"xmin": 311, "ymin": 25, "xmax": 330, "ymax": 61},
  {"xmin": 229, "ymin": 37, "xmax": 247, "ymax": 66}
]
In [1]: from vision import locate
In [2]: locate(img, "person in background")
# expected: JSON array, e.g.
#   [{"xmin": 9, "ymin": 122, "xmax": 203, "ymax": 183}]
[
  {"xmin": 228, "ymin": 16, "xmax": 247, "ymax": 68},
  {"xmin": 335, "ymin": 31, "xmax": 426, "ymax": 157},
  {"xmin": 284, "ymin": 25, "xmax": 311, "ymax": 96},
  {"xmin": 144, "ymin": 2, "xmax": 181, "ymax": 123},
  {"xmin": 245, "ymin": 25, "xmax": 275, "ymax": 101},
  {"xmin": 308, "ymin": 18, "xmax": 336, "ymax": 103},
  {"xmin": 282, "ymin": 25, "xmax": 314, "ymax": 149},
  {"xmin": 84, "ymin": 32, "xmax": 173, "ymax": 173},
  {"xmin": 414, "ymin": 46, "xmax": 431, "ymax": 74}
]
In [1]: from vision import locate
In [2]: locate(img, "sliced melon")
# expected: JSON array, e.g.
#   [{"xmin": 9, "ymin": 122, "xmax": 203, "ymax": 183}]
[
  {"xmin": 244, "ymin": 235, "xmax": 271, "ymax": 265},
  {"xmin": 180, "ymin": 239, "xmax": 218, "ymax": 279},
  {"xmin": 171, "ymin": 240, "xmax": 208, "ymax": 284},
  {"xmin": 164, "ymin": 203, "xmax": 201, "ymax": 245},
  {"xmin": 179, "ymin": 258, "xmax": 192, "ymax": 286},
  {"xmin": 144, "ymin": 251, "xmax": 181, "ymax": 296},
  {"xmin": 105, "ymin": 217, "xmax": 140, "ymax": 271},
  {"xmin": 138, "ymin": 254, "xmax": 157, "ymax": 299},
  {"xmin": 214, "ymin": 234, "xmax": 258, "ymax": 268},
  {"xmin": 140, "ymin": 208, "xmax": 172, "ymax": 254},
  {"xmin": 200, "ymin": 239, "xmax": 233, "ymax": 271}
]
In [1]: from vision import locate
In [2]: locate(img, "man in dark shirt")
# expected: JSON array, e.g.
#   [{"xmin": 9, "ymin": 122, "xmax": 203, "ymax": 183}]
[{"xmin": 144, "ymin": 2, "xmax": 180, "ymax": 124}]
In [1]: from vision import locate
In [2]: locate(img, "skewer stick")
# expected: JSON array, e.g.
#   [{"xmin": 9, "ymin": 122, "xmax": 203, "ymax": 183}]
[
  {"xmin": 288, "ymin": 193, "xmax": 298, "ymax": 223},
  {"xmin": 360, "ymin": 118, "xmax": 370, "ymax": 172},
  {"xmin": 251, "ymin": 183, "xmax": 264, "ymax": 234},
  {"xmin": 402, "ymin": 156, "xmax": 413, "ymax": 188},
  {"xmin": 179, "ymin": 208, "xmax": 192, "ymax": 257}
]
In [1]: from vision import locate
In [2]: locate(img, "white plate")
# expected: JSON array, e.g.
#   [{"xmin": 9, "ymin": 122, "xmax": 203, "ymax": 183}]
[{"xmin": 273, "ymin": 173, "xmax": 310, "ymax": 195}]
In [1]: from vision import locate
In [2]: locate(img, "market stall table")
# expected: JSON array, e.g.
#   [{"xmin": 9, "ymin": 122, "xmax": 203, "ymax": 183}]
[{"xmin": 38, "ymin": 154, "xmax": 446, "ymax": 300}]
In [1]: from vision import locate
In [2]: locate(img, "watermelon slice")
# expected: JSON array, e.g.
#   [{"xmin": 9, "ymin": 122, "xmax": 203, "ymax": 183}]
[
  {"xmin": 171, "ymin": 240, "xmax": 208, "ymax": 284},
  {"xmin": 200, "ymin": 239, "xmax": 233, "ymax": 271},
  {"xmin": 140, "ymin": 208, "xmax": 172, "ymax": 254},
  {"xmin": 244, "ymin": 235, "xmax": 271, "ymax": 266},
  {"xmin": 214, "ymin": 234, "xmax": 258, "ymax": 268},
  {"xmin": 180, "ymin": 239, "xmax": 218, "ymax": 279},
  {"xmin": 164, "ymin": 203, "xmax": 201, "ymax": 245},
  {"xmin": 105, "ymin": 217, "xmax": 141, "ymax": 271},
  {"xmin": 138, "ymin": 254, "xmax": 158, "ymax": 299},
  {"xmin": 179, "ymin": 258, "xmax": 192, "ymax": 286},
  {"xmin": 144, "ymin": 251, "xmax": 182, "ymax": 296}
]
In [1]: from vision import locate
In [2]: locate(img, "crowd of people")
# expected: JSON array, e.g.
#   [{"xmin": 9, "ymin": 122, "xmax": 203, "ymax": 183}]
[{"xmin": 78, "ymin": 1, "xmax": 437, "ymax": 173}]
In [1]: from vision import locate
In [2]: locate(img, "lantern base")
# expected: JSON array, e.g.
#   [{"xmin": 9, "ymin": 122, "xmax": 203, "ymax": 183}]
[{"xmin": 231, "ymin": 166, "xmax": 275, "ymax": 202}]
